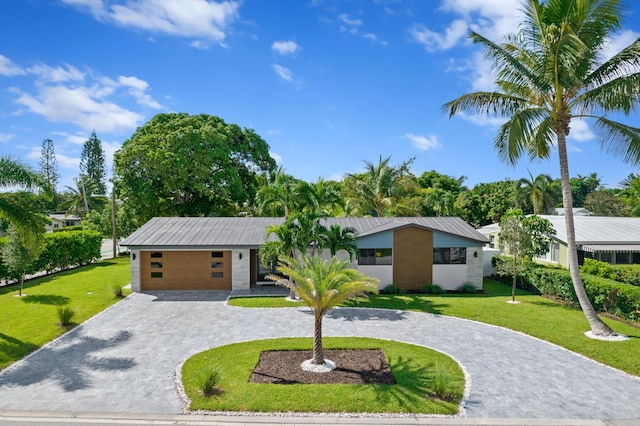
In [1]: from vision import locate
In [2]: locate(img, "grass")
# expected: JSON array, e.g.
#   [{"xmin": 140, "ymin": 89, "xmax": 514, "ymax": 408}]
[
  {"xmin": 182, "ymin": 337, "xmax": 465, "ymax": 414},
  {"xmin": 0, "ymin": 256, "xmax": 131, "ymax": 370},
  {"xmin": 228, "ymin": 279, "xmax": 640, "ymax": 377}
]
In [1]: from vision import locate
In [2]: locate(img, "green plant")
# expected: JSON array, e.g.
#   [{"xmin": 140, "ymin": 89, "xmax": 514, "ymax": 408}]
[
  {"xmin": 111, "ymin": 283, "xmax": 124, "ymax": 298},
  {"xmin": 420, "ymin": 283, "xmax": 445, "ymax": 294},
  {"xmin": 380, "ymin": 284, "xmax": 404, "ymax": 294},
  {"xmin": 197, "ymin": 364, "xmax": 222, "ymax": 396},
  {"xmin": 56, "ymin": 305, "xmax": 75, "ymax": 326},
  {"xmin": 429, "ymin": 363, "xmax": 457, "ymax": 402},
  {"xmin": 457, "ymin": 283, "xmax": 477, "ymax": 294}
]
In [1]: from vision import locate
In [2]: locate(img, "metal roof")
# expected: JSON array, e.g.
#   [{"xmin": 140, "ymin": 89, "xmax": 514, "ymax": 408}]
[
  {"xmin": 537, "ymin": 216, "xmax": 640, "ymax": 245},
  {"xmin": 580, "ymin": 244, "xmax": 640, "ymax": 253},
  {"xmin": 121, "ymin": 216, "xmax": 488, "ymax": 247}
]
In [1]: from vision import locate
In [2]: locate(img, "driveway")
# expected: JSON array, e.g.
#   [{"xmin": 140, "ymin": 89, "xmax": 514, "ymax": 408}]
[{"xmin": 0, "ymin": 291, "xmax": 639, "ymax": 419}]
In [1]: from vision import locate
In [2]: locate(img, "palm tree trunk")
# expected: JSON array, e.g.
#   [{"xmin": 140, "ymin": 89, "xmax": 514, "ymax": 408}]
[
  {"xmin": 557, "ymin": 132, "xmax": 615, "ymax": 336},
  {"xmin": 312, "ymin": 313, "xmax": 325, "ymax": 365}
]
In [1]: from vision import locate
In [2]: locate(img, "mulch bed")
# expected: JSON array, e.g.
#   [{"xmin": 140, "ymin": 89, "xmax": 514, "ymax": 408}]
[{"xmin": 250, "ymin": 349, "xmax": 396, "ymax": 385}]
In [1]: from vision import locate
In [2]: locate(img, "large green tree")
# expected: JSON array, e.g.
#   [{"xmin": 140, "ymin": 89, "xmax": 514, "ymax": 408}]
[
  {"xmin": 444, "ymin": 0, "xmax": 640, "ymax": 337},
  {"xmin": 114, "ymin": 113, "xmax": 276, "ymax": 224},
  {"xmin": 80, "ymin": 131, "xmax": 107, "ymax": 195},
  {"xmin": 268, "ymin": 255, "xmax": 378, "ymax": 367}
]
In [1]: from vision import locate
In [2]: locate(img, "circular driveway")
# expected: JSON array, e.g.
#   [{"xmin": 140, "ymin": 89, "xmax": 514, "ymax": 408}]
[{"xmin": 0, "ymin": 291, "xmax": 639, "ymax": 419}]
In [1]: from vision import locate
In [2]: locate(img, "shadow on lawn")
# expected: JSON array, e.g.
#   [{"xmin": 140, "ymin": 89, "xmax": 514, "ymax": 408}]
[
  {"xmin": 20, "ymin": 294, "xmax": 70, "ymax": 306},
  {"xmin": 0, "ymin": 333, "xmax": 39, "ymax": 367},
  {"xmin": 0, "ymin": 329, "xmax": 136, "ymax": 392}
]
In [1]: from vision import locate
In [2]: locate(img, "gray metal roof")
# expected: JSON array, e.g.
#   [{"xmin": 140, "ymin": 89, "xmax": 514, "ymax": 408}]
[
  {"xmin": 121, "ymin": 216, "xmax": 488, "ymax": 247},
  {"xmin": 537, "ymin": 215, "xmax": 640, "ymax": 245}
]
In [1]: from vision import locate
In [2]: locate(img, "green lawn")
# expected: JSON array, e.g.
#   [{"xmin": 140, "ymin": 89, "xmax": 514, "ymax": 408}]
[
  {"xmin": 228, "ymin": 279, "xmax": 640, "ymax": 377},
  {"xmin": 182, "ymin": 337, "xmax": 465, "ymax": 414},
  {"xmin": 0, "ymin": 256, "xmax": 131, "ymax": 370}
]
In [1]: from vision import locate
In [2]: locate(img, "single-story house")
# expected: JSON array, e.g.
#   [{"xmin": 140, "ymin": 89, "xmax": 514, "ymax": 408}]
[
  {"xmin": 121, "ymin": 217, "xmax": 488, "ymax": 293},
  {"xmin": 46, "ymin": 213, "xmax": 82, "ymax": 232},
  {"xmin": 480, "ymin": 215, "xmax": 640, "ymax": 268}
]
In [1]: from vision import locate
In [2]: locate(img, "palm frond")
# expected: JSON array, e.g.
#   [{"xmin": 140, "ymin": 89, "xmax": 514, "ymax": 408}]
[
  {"xmin": 442, "ymin": 92, "xmax": 529, "ymax": 119},
  {"xmin": 577, "ymin": 72, "xmax": 640, "ymax": 114},
  {"xmin": 594, "ymin": 117, "xmax": 640, "ymax": 165}
]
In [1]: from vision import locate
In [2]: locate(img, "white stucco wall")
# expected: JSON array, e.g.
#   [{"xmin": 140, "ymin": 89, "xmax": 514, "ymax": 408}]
[
  {"xmin": 432, "ymin": 265, "xmax": 467, "ymax": 290},
  {"xmin": 357, "ymin": 265, "xmax": 393, "ymax": 289},
  {"xmin": 466, "ymin": 246, "xmax": 484, "ymax": 289},
  {"xmin": 130, "ymin": 249, "xmax": 140, "ymax": 292},
  {"xmin": 483, "ymin": 248, "xmax": 501, "ymax": 276},
  {"xmin": 231, "ymin": 249, "xmax": 250, "ymax": 291}
]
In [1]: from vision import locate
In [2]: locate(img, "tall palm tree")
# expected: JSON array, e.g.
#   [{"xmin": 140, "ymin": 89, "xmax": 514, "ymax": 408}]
[
  {"xmin": 0, "ymin": 157, "xmax": 47, "ymax": 236},
  {"xmin": 516, "ymin": 170, "xmax": 556, "ymax": 214},
  {"xmin": 256, "ymin": 167, "xmax": 301, "ymax": 217},
  {"xmin": 318, "ymin": 224, "xmax": 358, "ymax": 261},
  {"xmin": 260, "ymin": 216, "xmax": 300, "ymax": 299},
  {"xmin": 298, "ymin": 177, "xmax": 344, "ymax": 216},
  {"xmin": 268, "ymin": 255, "xmax": 379, "ymax": 366},
  {"xmin": 443, "ymin": 0, "xmax": 640, "ymax": 337}
]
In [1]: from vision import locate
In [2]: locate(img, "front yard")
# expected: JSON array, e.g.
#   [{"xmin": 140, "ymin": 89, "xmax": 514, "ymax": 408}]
[{"xmin": 0, "ymin": 256, "xmax": 131, "ymax": 370}]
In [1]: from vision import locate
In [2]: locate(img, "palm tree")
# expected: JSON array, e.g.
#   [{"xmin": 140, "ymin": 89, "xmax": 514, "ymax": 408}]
[
  {"xmin": 298, "ymin": 177, "xmax": 344, "ymax": 216},
  {"xmin": 516, "ymin": 170, "xmax": 556, "ymax": 214},
  {"xmin": 0, "ymin": 156, "xmax": 47, "ymax": 236},
  {"xmin": 318, "ymin": 224, "xmax": 358, "ymax": 261},
  {"xmin": 343, "ymin": 156, "xmax": 418, "ymax": 217},
  {"xmin": 260, "ymin": 216, "xmax": 300, "ymax": 299},
  {"xmin": 256, "ymin": 167, "xmax": 301, "ymax": 217},
  {"xmin": 268, "ymin": 255, "xmax": 379, "ymax": 366},
  {"xmin": 443, "ymin": 0, "xmax": 640, "ymax": 337}
]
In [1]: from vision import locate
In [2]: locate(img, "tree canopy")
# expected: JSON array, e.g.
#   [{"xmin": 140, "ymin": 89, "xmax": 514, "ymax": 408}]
[{"xmin": 114, "ymin": 113, "xmax": 276, "ymax": 224}]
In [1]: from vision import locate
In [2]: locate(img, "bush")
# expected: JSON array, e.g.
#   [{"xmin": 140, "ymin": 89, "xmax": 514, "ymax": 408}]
[
  {"xmin": 57, "ymin": 305, "xmax": 75, "ymax": 326},
  {"xmin": 52, "ymin": 225, "xmax": 83, "ymax": 233},
  {"xmin": 379, "ymin": 285, "xmax": 404, "ymax": 295},
  {"xmin": 35, "ymin": 230, "xmax": 102, "ymax": 273},
  {"xmin": 581, "ymin": 258, "xmax": 640, "ymax": 287},
  {"xmin": 457, "ymin": 283, "xmax": 477, "ymax": 294},
  {"xmin": 111, "ymin": 283, "xmax": 124, "ymax": 298},
  {"xmin": 419, "ymin": 283, "xmax": 445, "ymax": 294},
  {"xmin": 198, "ymin": 364, "xmax": 222, "ymax": 396},
  {"xmin": 429, "ymin": 363, "xmax": 457, "ymax": 402}
]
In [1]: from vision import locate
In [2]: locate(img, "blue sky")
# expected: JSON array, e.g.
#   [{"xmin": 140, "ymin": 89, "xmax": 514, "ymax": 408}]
[{"xmin": 1, "ymin": 0, "xmax": 640, "ymax": 193}]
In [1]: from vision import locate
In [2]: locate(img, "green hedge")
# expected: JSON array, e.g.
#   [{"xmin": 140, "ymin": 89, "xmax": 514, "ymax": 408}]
[
  {"xmin": 580, "ymin": 258, "xmax": 640, "ymax": 287},
  {"xmin": 0, "ymin": 230, "xmax": 102, "ymax": 282},
  {"xmin": 493, "ymin": 256, "xmax": 640, "ymax": 322}
]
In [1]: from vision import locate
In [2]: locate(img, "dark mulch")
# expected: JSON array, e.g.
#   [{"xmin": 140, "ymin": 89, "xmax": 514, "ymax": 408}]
[{"xmin": 249, "ymin": 349, "xmax": 396, "ymax": 385}]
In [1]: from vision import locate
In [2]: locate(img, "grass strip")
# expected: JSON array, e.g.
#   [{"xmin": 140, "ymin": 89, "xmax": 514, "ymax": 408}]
[{"xmin": 182, "ymin": 337, "xmax": 464, "ymax": 414}]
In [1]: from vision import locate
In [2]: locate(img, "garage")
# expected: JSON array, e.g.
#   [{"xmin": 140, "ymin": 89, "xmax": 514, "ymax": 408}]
[{"xmin": 140, "ymin": 250, "xmax": 232, "ymax": 291}]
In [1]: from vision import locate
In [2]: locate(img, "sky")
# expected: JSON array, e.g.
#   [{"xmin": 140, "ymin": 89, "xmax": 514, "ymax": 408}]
[{"xmin": 1, "ymin": 0, "xmax": 640, "ymax": 193}]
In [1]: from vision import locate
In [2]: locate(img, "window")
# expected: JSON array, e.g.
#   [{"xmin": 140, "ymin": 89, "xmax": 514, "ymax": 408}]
[
  {"xmin": 358, "ymin": 248, "xmax": 392, "ymax": 265},
  {"xmin": 151, "ymin": 272, "xmax": 163, "ymax": 278},
  {"xmin": 489, "ymin": 235, "xmax": 495, "ymax": 249},
  {"xmin": 599, "ymin": 252, "xmax": 613, "ymax": 263},
  {"xmin": 616, "ymin": 252, "xmax": 630, "ymax": 265},
  {"xmin": 150, "ymin": 252, "xmax": 163, "ymax": 258},
  {"xmin": 212, "ymin": 251, "xmax": 224, "ymax": 258},
  {"xmin": 211, "ymin": 262, "xmax": 224, "ymax": 268},
  {"xmin": 212, "ymin": 272, "xmax": 224, "ymax": 278},
  {"xmin": 150, "ymin": 262, "xmax": 163, "ymax": 269},
  {"xmin": 633, "ymin": 253, "xmax": 640, "ymax": 264},
  {"xmin": 550, "ymin": 243, "xmax": 560, "ymax": 263},
  {"xmin": 433, "ymin": 248, "xmax": 466, "ymax": 264}
]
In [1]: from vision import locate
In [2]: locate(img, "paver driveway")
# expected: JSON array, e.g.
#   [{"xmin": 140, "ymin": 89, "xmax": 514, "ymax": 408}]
[{"xmin": 0, "ymin": 291, "xmax": 639, "ymax": 419}]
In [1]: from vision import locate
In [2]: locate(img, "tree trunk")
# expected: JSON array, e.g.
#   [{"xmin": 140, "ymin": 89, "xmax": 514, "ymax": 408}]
[
  {"xmin": 512, "ymin": 259, "xmax": 517, "ymax": 303},
  {"xmin": 312, "ymin": 313, "xmax": 325, "ymax": 365},
  {"xmin": 557, "ymin": 131, "xmax": 615, "ymax": 336},
  {"xmin": 19, "ymin": 273, "xmax": 24, "ymax": 297}
]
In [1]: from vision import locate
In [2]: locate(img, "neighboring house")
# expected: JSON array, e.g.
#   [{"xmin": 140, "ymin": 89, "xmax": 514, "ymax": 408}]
[
  {"xmin": 46, "ymin": 214, "xmax": 82, "ymax": 232},
  {"xmin": 121, "ymin": 217, "xmax": 488, "ymax": 293},
  {"xmin": 553, "ymin": 207, "xmax": 592, "ymax": 216},
  {"xmin": 479, "ymin": 216, "xmax": 640, "ymax": 269}
]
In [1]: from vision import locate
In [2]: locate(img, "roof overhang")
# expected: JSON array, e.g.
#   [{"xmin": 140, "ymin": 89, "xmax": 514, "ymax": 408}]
[{"xmin": 580, "ymin": 244, "xmax": 640, "ymax": 253}]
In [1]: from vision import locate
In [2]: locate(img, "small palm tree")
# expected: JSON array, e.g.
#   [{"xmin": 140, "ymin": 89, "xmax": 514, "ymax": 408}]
[
  {"xmin": 516, "ymin": 170, "xmax": 555, "ymax": 215},
  {"xmin": 269, "ymin": 256, "xmax": 379, "ymax": 367},
  {"xmin": 0, "ymin": 157, "xmax": 47, "ymax": 234},
  {"xmin": 318, "ymin": 224, "xmax": 358, "ymax": 261}
]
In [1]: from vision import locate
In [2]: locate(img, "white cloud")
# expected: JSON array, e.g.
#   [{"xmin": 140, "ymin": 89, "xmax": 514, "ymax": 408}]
[
  {"xmin": 272, "ymin": 40, "xmax": 300, "ymax": 55},
  {"xmin": 118, "ymin": 75, "xmax": 149, "ymax": 90},
  {"xmin": 409, "ymin": 20, "xmax": 467, "ymax": 51},
  {"xmin": 272, "ymin": 64, "xmax": 293, "ymax": 82},
  {"xmin": 404, "ymin": 133, "xmax": 440, "ymax": 151},
  {"xmin": 601, "ymin": 30, "xmax": 640, "ymax": 62},
  {"xmin": 270, "ymin": 151, "xmax": 282, "ymax": 164},
  {"xmin": 568, "ymin": 119, "xmax": 595, "ymax": 142},
  {"xmin": 0, "ymin": 133, "xmax": 15, "ymax": 143},
  {"xmin": 56, "ymin": 152, "xmax": 82, "ymax": 170},
  {"xmin": 27, "ymin": 64, "xmax": 85, "ymax": 83},
  {"xmin": 0, "ymin": 55, "xmax": 25, "ymax": 76},
  {"xmin": 458, "ymin": 112, "xmax": 506, "ymax": 127},
  {"xmin": 338, "ymin": 13, "xmax": 362, "ymax": 27},
  {"xmin": 61, "ymin": 0, "xmax": 239, "ymax": 47}
]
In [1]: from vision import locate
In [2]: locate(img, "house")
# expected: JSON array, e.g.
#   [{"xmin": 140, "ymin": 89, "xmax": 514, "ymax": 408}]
[
  {"xmin": 480, "ymin": 215, "xmax": 640, "ymax": 269},
  {"xmin": 121, "ymin": 217, "xmax": 488, "ymax": 293},
  {"xmin": 46, "ymin": 213, "xmax": 82, "ymax": 232}
]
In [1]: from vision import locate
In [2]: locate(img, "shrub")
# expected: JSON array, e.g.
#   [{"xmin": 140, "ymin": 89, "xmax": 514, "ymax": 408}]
[
  {"xmin": 420, "ymin": 283, "xmax": 445, "ymax": 294},
  {"xmin": 457, "ymin": 283, "xmax": 477, "ymax": 294},
  {"xmin": 111, "ymin": 283, "xmax": 124, "ymax": 298},
  {"xmin": 380, "ymin": 285, "xmax": 404, "ymax": 295},
  {"xmin": 429, "ymin": 363, "xmax": 457, "ymax": 402},
  {"xmin": 35, "ymin": 230, "xmax": 102, "ymax": 273},
  {"xmin": 581, "ymin": 258, "xmax": 640, "ymax": 287},
  {"xmin": 198, "ymin": 364, "xmax": 222, "ymax": 396},
  {"xmin": 52, "ymin": 225, "xmax": 83, "ymax": 233},
  {"xmin": 57, "ymin": 305, "xmax": 75, "ymax": 327}
]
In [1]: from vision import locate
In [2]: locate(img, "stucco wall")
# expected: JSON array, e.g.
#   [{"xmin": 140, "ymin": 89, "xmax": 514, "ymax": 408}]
[
  {"xmin": 466, "ymin": 246, "xmax": 483, "ymax": 289},
  {"xmin": 432, "ymin": 265, "xmax": 467, "ymax": 290},
  {"xmin": 232, "ymin": 249, "xmax": 250, "ymax": 291},
  {"xmin": 358, "ymin": 265, "xmax": 393, "ymax": 289},
  {"xmin": 130, "ymin": 249, "xmax": 140, "ymax": 292}
]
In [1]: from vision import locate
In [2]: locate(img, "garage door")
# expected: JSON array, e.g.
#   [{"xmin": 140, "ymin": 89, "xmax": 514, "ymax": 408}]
[{"xmin": 140, "ymin": 250, "xmax": 232, "ymax": 290}]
